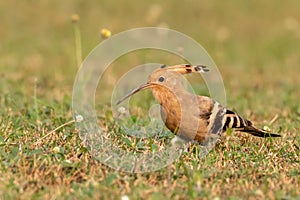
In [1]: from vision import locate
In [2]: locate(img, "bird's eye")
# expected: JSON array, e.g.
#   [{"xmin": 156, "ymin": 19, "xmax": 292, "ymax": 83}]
[{"xmin": 158, "ymin": 76, "xmax": 165, "ymax": 82}]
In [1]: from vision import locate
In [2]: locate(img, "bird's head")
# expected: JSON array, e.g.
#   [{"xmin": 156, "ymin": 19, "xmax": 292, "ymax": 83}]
[{"xmin": 116, "ymin": 64, "xmax": 209, "ymax": 105}]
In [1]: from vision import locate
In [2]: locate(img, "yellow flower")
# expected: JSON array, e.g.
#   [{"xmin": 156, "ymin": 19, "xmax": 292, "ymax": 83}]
[
  {"xmin": 100, "ymin": 28, "xmax": 111, "ymax": 39},
  {"xmin": 71, "ymin": 14, "xmax": 80, "ymax": 23}
]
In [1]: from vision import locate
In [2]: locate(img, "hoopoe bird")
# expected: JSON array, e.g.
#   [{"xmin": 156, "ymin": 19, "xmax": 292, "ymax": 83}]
[{"xmin": 117, "ymin": 64, "xmax": 280, "ymax": 143}]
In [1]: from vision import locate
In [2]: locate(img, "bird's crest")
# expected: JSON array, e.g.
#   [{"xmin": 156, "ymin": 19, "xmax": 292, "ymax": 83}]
[{"xmin": 159, "ymin": 64, "xmax": 209, "ymax": 74}]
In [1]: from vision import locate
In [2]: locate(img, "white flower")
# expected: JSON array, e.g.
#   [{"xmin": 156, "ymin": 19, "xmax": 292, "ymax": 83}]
[
  {"xmin": 75, "ymin": 115, "xmax": 84, "ymax": 122},
  {"xmin": 121, "ymin": 195, "xmax": 129, "ymax": 200},
  {"xmin": 118, "ymin": 106, "xmax": 126, "ymax": 114},
  {"xmin": 53, "ymin": 146, "xmax": 60, "ymax": 153}
]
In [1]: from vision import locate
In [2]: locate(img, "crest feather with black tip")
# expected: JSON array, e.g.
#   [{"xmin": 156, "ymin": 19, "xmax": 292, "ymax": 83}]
[{"xmin": 162, "ymin": 64, "xmax": 209, "ymax": 74}]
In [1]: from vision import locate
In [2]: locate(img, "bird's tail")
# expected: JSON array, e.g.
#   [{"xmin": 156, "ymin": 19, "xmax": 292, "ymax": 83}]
[{"xmin": 223, "ymin": 109, "xmax": 281, "ymax": 137}]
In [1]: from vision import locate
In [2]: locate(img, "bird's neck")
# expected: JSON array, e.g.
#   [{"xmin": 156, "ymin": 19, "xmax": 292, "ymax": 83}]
[{"xmin": 151, "ymin": 86, "xmax": 187, "ymax": 106}]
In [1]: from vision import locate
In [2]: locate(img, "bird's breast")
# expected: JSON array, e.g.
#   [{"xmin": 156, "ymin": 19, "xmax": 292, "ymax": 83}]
[{"xmin": 151, "ymin": 87, "xmax": 210, "ymax": 142}]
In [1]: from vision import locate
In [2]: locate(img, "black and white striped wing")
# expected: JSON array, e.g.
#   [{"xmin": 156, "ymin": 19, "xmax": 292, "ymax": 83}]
[{"xmin": 222, "ymin": 109, "xmax": 280, "ymax": 137}]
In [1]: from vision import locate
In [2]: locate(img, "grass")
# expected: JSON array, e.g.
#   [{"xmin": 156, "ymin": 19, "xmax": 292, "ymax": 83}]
[{"xmin": 0, "ymin": 0, "xmax": 300, "ymax": 199}]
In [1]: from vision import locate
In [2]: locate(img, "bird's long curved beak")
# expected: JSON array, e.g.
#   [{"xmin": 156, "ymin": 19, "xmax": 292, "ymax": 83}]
[{"xmin": 116, "ymin": 83, "xmax": 154, "ymax": 105}]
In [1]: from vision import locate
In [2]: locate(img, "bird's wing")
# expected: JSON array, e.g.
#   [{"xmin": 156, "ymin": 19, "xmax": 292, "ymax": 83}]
[{"xmin": 191, "ymin": 95, "xmax": 227, "ymax": 136}]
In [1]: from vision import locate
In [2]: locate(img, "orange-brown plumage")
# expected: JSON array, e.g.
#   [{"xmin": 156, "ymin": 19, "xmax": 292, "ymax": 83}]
[{"xmin": 117, "ymin": 64, "xmax": 280, "ymax": 143}]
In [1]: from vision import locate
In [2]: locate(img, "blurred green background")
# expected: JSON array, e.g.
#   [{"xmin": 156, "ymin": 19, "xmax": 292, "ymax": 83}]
[
  {"xmin": 1, "ymin": 1, "xmax": 299, "ymax": 91},
  {"xmin": 1, "ymin": 1, "xmax": 299, "ymax": 113}
]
